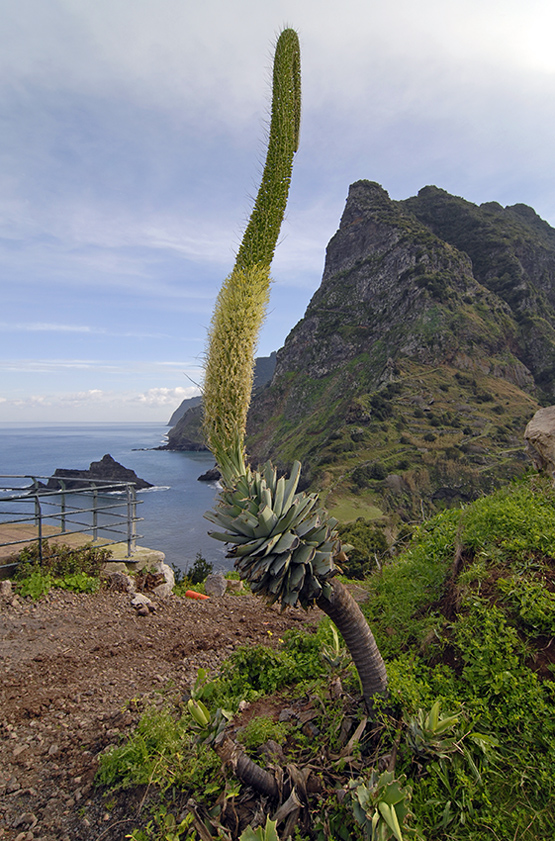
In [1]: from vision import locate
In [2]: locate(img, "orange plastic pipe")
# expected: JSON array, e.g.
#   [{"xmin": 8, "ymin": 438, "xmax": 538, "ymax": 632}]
[{"xmin": 185, "ymin": 590, "xmax": 210, "ymax": 600}]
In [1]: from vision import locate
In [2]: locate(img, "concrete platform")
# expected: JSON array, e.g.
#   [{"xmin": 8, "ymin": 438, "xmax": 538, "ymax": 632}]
[{"xmin": 0, "ymin": 522, "xmax": 164, "ymax": 570}]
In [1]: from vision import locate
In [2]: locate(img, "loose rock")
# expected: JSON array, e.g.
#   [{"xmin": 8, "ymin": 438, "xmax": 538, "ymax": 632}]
[{"xmin": 204, "ymin": 574, "xmax": 227, "ymax": 598}]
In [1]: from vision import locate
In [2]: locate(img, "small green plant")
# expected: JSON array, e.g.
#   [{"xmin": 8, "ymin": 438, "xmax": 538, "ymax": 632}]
[
  {"xmin": 15, "ymin": 567, "xmax": 53, "ymax": 599},
  {"xmin": 350, "ymin": 770, "xmax": 419, "ymax": 841},
  {"xmin": 321, "ymin": 623, "xmax": 350, "ymax": 671},
  {"xmin": 240, "ymin": 817, "xmax": 280, "ymax": 841},
  {"xmin": 404, "ymin": 700, "xmax": 460, "ymax": 758},
  {"xmin": 238, "ymin": 716, "xmax": 290, "ymax": 753},
  {"xmin": 125, "ymin": 805, "xmax": 194, "ymax": 841},
  {"xmin": 187, "ymin": 553, "xmax": 213, "ymax": 585}
]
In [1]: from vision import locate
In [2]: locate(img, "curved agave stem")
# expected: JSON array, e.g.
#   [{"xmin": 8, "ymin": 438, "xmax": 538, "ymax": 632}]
[
  {"xmin": 203, "ymin": 29, "xmax": 301, "ymax": 485},
  {"xmin": 317, "ymin": 579, "xmax": 388, "ymax": 713},
  {"xmin": 215, "ymin": 736, "xmax": 279, "ymax": 799}
]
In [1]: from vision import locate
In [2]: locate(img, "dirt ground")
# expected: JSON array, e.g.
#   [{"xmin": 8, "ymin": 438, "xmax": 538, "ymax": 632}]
[{"xmin": 0, "ymin": 586, "xmax": 322, "ymax": 841}]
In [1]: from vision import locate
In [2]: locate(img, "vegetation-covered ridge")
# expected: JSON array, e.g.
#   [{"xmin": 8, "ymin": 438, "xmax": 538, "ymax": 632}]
[
  {"xmin": 96, "ymin": 471, "xmax": 555, "ymax": 840},
  {"xmin": 246, "ymin": 180, "xmax": 555, "ymax": 517}
]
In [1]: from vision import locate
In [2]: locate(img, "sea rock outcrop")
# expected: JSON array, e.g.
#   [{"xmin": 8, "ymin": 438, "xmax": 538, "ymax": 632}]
[{"xmin": 42, "ymin": 454, "xmax": 153, "ymax": 491}]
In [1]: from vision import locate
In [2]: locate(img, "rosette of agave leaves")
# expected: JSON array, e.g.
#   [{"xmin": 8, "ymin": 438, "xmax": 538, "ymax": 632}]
[{"xmin": 205, "ymin": 460, "xmax": 341, "ymax": 610}]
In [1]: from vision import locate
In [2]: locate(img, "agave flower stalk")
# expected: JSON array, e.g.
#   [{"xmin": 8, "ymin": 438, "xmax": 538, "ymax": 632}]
[{"xmin": 203, "ymin": 28, "xmax": 301, "ymax": 485}]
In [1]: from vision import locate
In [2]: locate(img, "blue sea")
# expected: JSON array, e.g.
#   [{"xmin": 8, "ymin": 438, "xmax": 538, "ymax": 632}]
[{"xmin": 0, "ymin": 422, "xmax": 230, "ymax": 574}]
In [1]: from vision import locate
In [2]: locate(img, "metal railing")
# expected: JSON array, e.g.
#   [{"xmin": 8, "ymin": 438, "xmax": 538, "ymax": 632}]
[{"xmin": 0, "ymin": 475, "xmax": 143, "ymax": 571}]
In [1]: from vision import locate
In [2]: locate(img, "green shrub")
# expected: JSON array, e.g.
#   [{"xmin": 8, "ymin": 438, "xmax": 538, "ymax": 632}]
[
  {"xmin": 13, "ymin": 541, "xmax": 108, "ymax": 598},
  {"xmin": 14, "ymin": 541, "xmax": 109, "ymax": 578},
  {"xmin": 187, "ymin": 553, "xmax": 213, "ymax": 585},
  {"xmin": 337, "ymin": 519, "xmax": 389, "ymax": 578},
  {"xmin": 53, "ymin": 572, "xmax": 100, "ymax": 594},
  {"xmin": 460, "ymin": 478, "xmax": 555, "ymax": 562},
  {"xmin": 497, "ymin": 576, "xmax": 555, "ymax": 636}
]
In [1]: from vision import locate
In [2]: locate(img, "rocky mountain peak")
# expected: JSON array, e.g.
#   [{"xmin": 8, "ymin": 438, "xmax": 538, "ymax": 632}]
[{"xmin": 246, "ymin": 180, "xmax": 554, "ymax": 514}]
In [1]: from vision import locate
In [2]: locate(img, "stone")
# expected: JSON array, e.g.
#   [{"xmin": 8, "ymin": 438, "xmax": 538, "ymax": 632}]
[
  {"xmin": 102, "ymin": 562, "xmax": 130, "ymax": 575},
  {"xmin": 225, "ymin": 578, "xmax": 244, "ymax": 593},
  {"xmin": 13, "ymin": 812, "xmax": 38, "ymax": 830},
  {"xmin": 204, "ymin": 574, "xmax": 227, "ymax": 598},
  {"xmin": 152, "ymin": 561, "xmax": 175, "ymax": 589},
  {"xmin": 105, "ymin": 571, "xmax": 135, "ymax": 593},
  {"xmin": 0, "ymin": 580, "xmax": 13, "ymax": 598},
  {"xmin": 131, "ymin": 592, "xmax": 152, "ymax": 606},
  {"xmin": 131, "ymin": 593, "xmax": 155, "ymax": 612},
  {"xmin": 152, "ymin": 583, "xmax": 173, "ymax": 600},
  {"xmin": 525, "ymin": 406, "xmax": 555, "ymax": 481}
]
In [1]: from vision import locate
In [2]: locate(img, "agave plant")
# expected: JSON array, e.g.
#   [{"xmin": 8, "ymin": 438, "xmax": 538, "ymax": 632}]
[
  {"xmin": 202, "ymin": 28, "xmax": 387, "ymax": 712},
  {"xmin": 206, "ymin": 460, "xmax": 338, "ymax": 609}
]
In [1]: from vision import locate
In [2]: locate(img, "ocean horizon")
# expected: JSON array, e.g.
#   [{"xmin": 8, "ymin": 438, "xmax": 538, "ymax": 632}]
[{"xmin": 0, "ymin": 421, "xmax": 229, "ymax": 574}]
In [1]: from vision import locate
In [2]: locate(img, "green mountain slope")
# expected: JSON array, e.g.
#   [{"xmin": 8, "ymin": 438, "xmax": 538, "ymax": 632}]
[{"xmin": 247, "ymin": 181, "xmax": 551, "ymax": 519}]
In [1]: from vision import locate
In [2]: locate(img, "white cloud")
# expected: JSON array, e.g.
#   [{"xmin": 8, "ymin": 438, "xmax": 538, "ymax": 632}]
[
  {"xmin": 0, "ymin": 321, "xmax": 176, "ymax": 340},
  {"xmin": 0, "ymin": 358, "xmax": 203, "ymax": 377},
  {"xmin": 0, "ymin": 384, "xmax": 200, "ymax": 422},
  {"xmin": 135, "ymin": 386, "xmax": 199, "ymax": 406}
]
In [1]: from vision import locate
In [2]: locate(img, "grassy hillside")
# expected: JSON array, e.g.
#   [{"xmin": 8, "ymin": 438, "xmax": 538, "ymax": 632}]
[{"xmin": 249, "ymin": 358, "xmax": 538, "ymax": 524}]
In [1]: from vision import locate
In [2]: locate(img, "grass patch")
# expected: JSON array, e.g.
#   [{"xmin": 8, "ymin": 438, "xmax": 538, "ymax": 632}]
[{"xmin": 328, "ymin": 494, "xmax": 383, "ymax": 523}]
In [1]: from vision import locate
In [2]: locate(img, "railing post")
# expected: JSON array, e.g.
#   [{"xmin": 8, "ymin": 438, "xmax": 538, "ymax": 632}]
[
  {"xmin": 33, "ymin": 480, "xmax": 43, "ymax": 565},
  {"xmin": 60, "ymin": 480, "xmax": 66, "ymax": 533},
  {"xmin": 33, "ymin": 477, "xmax": 40, "ymax": 526},
  {"xmin": 92, "ymin": 484, "xmax": 98, "ymax": 542},
  {"xmin": 127, "ymin": 484, "xmax": 137, "ymax": 557}
]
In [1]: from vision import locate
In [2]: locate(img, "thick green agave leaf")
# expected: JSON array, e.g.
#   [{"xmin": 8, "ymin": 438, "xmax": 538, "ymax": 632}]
[
  {"xmin": 228, "ymin": 537, "xmax": 267, "ymax": 556},
  {"xmin": 290, "ymin": 542, "xmax": 316, "ymax": 567},
  {"xmin": 294, "ymin": 513, "xmax": 322, "ymax": 538},
  {"xmin": 280, "ymin": 460, "xmax": 302, "ymax": 512},
  {"xmin": 271, "ymin": 531, "xmax": 300, "ymax": 554},
  {"xmin": 287, "ymin": 563, "xmax": 306, "ymax": 591},
  {"xmin": 204, "ymin": 509, "xmax": 252, "ymax": 535},
  {"xmin": 208, "ymin": 531, "xmax": 255, "ymax": 545},
  {"xmin": 273, "ymin": 475, "xmax": 286, "ymax": 518},
  {"xmin": 264, "ymin": 462, "xmax": 277, "ymax": 493},
  {"xmin": 269, "ymin": 552, "xmax": 291, "ymax": 576},
  {"xmin": 253, "ymin": 504, "xmax": 278, "ymax": 537}
]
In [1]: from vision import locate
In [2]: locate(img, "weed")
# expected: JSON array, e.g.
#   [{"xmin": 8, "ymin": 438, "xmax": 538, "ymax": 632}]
[
  {"xmin": 12, "ymin": 541, "xmax": 108, "ymax": 598},
  {"xmin": 96, "ymin": 706, "xmax": 220, "ymax": 796},
  {"xmin": 238, "ymin": 717, "xmax": 291, "ymax": 753}
]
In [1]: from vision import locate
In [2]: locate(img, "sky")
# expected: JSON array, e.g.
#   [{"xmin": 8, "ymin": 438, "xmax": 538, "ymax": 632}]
[{"xmin": 1, "ymin": 0, "xmax": 555, "ymax": 423}]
